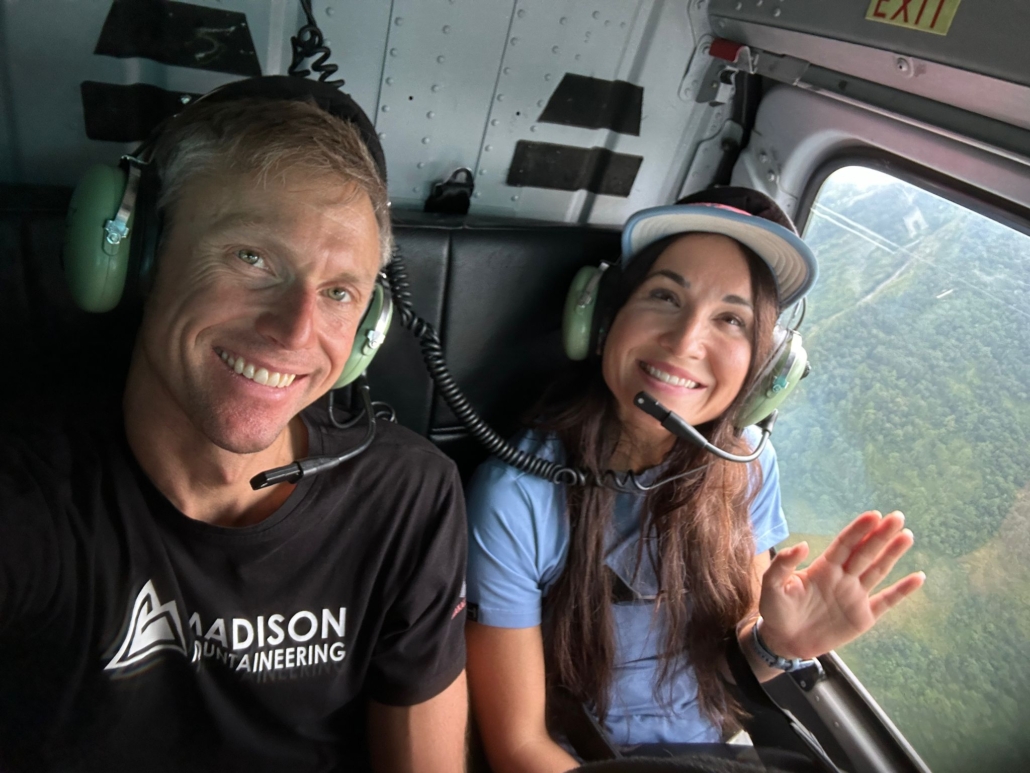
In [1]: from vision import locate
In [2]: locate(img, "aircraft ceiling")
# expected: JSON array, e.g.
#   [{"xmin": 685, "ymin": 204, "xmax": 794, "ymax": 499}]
[{"xmin": 1, "ymin": 1, "xmax": 1026, "ymax": 225}]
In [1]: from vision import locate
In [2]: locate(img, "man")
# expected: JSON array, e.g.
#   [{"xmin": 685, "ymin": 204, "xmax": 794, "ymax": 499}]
[{"xmin": 0, "ymin": 78, "xmax": 467, "ymax": 772}]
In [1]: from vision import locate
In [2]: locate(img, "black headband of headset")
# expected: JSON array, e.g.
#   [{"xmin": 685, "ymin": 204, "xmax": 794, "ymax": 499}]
[{"xmin": 181, "ymin": 75, "xmax": 387, "ymax": 184}]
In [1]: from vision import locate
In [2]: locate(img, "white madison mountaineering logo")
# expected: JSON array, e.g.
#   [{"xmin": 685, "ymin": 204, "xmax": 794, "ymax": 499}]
[
  {"xmin": 105, "ymin": 580, "xmax": 188, "ymax": 670},
  {"xmin": 105, "ymin": 580, "xmax": 349, "ymax": 675}
]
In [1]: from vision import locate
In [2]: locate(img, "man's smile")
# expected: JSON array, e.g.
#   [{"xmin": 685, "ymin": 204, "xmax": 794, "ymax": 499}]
[{"xmin": 215, "ymin": 347, "xmax": 299, "ymax": 388}]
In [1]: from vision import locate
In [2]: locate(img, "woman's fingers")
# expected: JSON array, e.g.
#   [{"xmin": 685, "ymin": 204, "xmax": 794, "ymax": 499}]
[
  {"xmin": 842, "ymin": 512, "xmax": 907, "ymax": 577},
  {"xmin": 858, "ymin": 529, "xmax": 915, "ymax": 590},
  {"xmin": 763, "ymin": 541, "xmax": 809, "ymax": 589},
  {"xmin": 869, "ymin": 572, "xmax": 926, "ymax": 618},
  {"xmin": 821, "ymin": 511, "xmax": 883, "ymax": 566}
]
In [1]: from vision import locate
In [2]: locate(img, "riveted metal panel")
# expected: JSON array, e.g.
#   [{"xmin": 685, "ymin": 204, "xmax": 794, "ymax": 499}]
[
  {"xmin": 94, "ymin": 0, "xmax": 262, "ymax": 77},
  {"xmin": 0, "ymin": 0, "xmax": 295, "ymax": 186},
  {"xmin": 577, "ymin": 0, "xmax": 734, "ymax": 225},
  {"xmin": 731, "ymin": 85, "xmax": 1030, "ymax": 218},
  {"xmin": 705, "ymin": 20, "xmax": 1030, "ymax": 133},
  {"xmin": 708, "ymin": 0, "xmax": 1030, "ymax": 88},
  {"xmin": 2, "ymin": 0, "xmax": 736, "ymax": 223},
  {"xmin": 471, "ymin": 0, "xmax": 733, "ymax": 225},
  {"xmin": 373, "ymin": 0, "xmax": 516, "ymax": 209},
  {"xmin": 315, "ymin": 0, "xmax": 394, "ymax": 129},
  {"xmin": 3, "ymin": 0, "xmax": 130, "ymax": 185},
  {"xmin": 470, "ymin": 0, "xmax": 642, "ymax": 218}
]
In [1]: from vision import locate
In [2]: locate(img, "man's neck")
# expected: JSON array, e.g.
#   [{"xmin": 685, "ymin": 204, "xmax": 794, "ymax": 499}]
[{"xmin": 122, "ymin": 361, "xmax": 307, "ymax": 528}]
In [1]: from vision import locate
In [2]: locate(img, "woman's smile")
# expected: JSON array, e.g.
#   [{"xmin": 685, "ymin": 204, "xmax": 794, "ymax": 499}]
[{"xmin": 639, "ymin": 360, "xmax": 705, "ymax": 390}]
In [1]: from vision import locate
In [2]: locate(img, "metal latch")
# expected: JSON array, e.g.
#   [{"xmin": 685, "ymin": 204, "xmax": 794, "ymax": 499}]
[
  {"xmin": 788, "ymin": 658, "xmax": 827, "ymax": 692},
  {"xmin": 424, "ymin": 167, "xmax": 474, "ymax": 215}
]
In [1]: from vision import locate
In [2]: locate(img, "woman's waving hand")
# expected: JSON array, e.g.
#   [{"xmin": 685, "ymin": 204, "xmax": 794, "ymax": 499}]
[{"xmin": 754, "ymin": 511, "xmax": 926, "ymax": 662}]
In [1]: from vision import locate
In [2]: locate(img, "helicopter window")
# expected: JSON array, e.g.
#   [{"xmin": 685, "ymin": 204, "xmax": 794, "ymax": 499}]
[{"xmin": 777, "ymin": 164, "xmax": 1030, "ymax": 773}]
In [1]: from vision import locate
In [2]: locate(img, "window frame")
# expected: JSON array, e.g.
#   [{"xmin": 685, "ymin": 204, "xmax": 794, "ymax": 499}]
[
  {"xmin": 775, "ymin": 150, "xmax": 1030, "ymax": 773},
  {"xmin": 794, "ymin": 148, "xmax": 1030, "ymax": 242}
]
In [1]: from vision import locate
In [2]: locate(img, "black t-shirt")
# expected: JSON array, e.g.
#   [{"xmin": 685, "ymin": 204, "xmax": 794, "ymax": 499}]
[{"xmin": 0, "ymin": 402, "xmax": 467, "ymax": 772}]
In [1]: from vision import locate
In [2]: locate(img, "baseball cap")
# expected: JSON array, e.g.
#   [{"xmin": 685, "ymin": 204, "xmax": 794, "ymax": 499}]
[{"xmin": 620, "ymin": 187, "xmax": 817, "ymax": 308}]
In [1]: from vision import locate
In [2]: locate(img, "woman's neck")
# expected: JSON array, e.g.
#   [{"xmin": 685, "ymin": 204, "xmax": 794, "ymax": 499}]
[{"xmin": 609, "ymin": 428, "xmax": 675, "ymax": 472}]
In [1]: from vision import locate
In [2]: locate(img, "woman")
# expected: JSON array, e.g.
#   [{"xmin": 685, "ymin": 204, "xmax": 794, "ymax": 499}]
[{"xmin": 464, "ymin": 187, "xmax": 925, "ymax": 772}]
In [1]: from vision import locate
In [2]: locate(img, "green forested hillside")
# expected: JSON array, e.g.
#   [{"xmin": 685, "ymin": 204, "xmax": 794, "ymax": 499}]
[{"xmin": 775, "ymin": 167, "xmax": 1030, "ymax": 772}]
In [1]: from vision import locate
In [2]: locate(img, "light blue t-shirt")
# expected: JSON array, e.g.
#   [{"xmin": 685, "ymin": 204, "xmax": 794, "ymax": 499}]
[{"xmin": 465, "ymin": 429, "xmax": 788, "ymax": 748}]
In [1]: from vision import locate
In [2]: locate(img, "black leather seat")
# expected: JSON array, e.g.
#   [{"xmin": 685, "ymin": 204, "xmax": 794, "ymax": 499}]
[
  {"xmin": 0, "ymin": 186, "xmax": 621, "ymax": 478},
  {"xmin": 1, "ymin": 185, "xmax": 138, "ymax": 415},
  {"xmin": 371, "ymin": 212, "xmax": 620, "ymax": 476}
]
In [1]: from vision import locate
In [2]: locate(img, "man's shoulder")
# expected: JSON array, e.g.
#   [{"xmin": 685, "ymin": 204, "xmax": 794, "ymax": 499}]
[
  {"xmin": 365, "ymin": 420, "xmax": 457, "ymax": 470},
  {"xmin": 316, "ymin": 416, "xmax": 457, "ymax": 475},
  {"xmin": 303, "ymin": 404, "xmax": 460, "ymax": 501}
]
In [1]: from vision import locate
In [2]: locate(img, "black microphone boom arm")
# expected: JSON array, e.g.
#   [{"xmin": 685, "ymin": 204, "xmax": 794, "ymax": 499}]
[
  {"xmin": 250, "ymin": 380, "xmax": 377, "ymax": 490},
  {"xmin": 633, "ymin": 392, "xmax": 776, "ymax": 463}
]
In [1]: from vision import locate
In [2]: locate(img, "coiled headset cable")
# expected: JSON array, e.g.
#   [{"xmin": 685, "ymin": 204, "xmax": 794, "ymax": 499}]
[
  {"xmin": 384, "ymin": 255, "xmax": 774, "ymax": 490},
  {"xmin": 288, "ymin": 0, "xmax": 343, "ymax": 86},
  {"xmin": 385, "ymin": 258, "xmax": 582, "ymax": 485}
]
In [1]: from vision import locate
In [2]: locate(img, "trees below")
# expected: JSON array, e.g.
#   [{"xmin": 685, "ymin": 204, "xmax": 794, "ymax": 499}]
[{"xmin": 777, "ymin": 168, "xmax": 1030, "ymax": 772}]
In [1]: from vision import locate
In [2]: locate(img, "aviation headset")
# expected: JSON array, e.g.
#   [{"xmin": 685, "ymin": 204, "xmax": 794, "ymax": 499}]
[
  {"xmin": 561, "ymin": 187, "xmax": 817, "ymax": 429},
  {"xmin": 62, "ymin": 75, "xmax": 393, "ymax": 389}
]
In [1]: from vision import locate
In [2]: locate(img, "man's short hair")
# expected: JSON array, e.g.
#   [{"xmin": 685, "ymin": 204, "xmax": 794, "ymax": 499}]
[{"xmin": 151, "ymin": 97, "xmax": 393, "ymax": 266}]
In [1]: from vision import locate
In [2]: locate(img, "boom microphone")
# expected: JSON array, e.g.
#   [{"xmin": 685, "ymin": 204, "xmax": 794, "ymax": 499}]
[
  {"xmin": 250, "ymin": 379, "xmax": 377, "ymax": 490},
  {"xmin": 633, "ymin": 391, "xmax": 776, "ymax": 463}
]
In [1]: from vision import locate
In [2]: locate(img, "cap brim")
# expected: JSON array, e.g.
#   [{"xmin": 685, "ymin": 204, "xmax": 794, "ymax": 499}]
[{"xmin": 622, "ymin": 206, "xmax": 818, "ymax": 308}]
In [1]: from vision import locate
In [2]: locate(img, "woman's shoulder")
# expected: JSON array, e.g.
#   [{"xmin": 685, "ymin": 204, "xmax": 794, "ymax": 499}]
[
  {"xmin": 466, "ymin": 430, "xmax": 567, "ymax": 519},
  {"xmin": 741, "ymin": 427, "xmax": 788, "ymax": 551},
  {"xmin": 741, "ymin": 425, "xmax": 780, "ymax": 480},
  {"xmin": 742, "ymin": 424, "xmax": 776, "ymax": 454},
  {"xmin": 471, "ymin": 430, "xmax": 566, "ymax": 484},
  {"xmin": 465, "ymin": 431, "xmax": 572, "ymax": 597},
  {"xmin": 513, "ymin": 429, "xmax": 567, "ymax": 462}
]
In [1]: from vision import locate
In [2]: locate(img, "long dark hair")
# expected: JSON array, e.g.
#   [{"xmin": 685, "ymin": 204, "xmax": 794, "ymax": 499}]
[{"xmin": 539, "ymin": 236, "xmax": 780, "ymax": 730}]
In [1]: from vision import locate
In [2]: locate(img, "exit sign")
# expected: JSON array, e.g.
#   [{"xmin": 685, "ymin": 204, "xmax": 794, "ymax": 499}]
[{"xmin": 866, "ymin": 0, "xmax": 963, "ymax": 35}]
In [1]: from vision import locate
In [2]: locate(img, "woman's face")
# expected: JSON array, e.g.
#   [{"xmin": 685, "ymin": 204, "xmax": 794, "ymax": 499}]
[{"xmin": 602, "ymin": 233, "xmax": 755, "ymax": 450}]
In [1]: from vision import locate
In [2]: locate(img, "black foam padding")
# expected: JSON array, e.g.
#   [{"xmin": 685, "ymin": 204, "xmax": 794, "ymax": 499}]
[
  {"xmin": 365, "ymin": 225, "xmax": 451, "ymax": 436},
  {"xmin": 435, "ymin": 224, "xmax": 620, "ymax": 466},
  {"xmin": 368, "ymin": 217, "xmax": 620, "ymax": 457},
  {"xmin": 0, "ymin": 186, "xmax": 136, "ymax": 418},
  {"xmin": 538, "ymin": 74, "xmax": 643, "ymax": 136},
  {"xmin": 94, "ymin": 0, "xmax": 261, "ymax": 77},
  {"xmin": 507, "ymin": 141, "xmax": 643, "ymax": 197},
  {"xmin": 80, "ymin": 81, "xmax": 201, "ymax": 143}
]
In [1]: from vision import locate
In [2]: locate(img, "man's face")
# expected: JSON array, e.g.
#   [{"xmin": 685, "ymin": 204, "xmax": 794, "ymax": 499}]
[{"xmin": 136, "ymin": 168, "xmax": 382, "ymax": 454}]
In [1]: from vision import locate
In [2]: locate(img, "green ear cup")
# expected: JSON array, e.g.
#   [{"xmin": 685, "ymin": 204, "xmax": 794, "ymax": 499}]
[
  {"xmin": 735, "ymin": 330, "xmax": 809, "ymax": 428},
  {"xmin": 563, "ymin": 265, "xmax": 604, "ymax": 361},
  {"xmin": 334, "ymin": 281, "xmax": 393, "ymax": 389},
  {"xmin": 64, "ymin": 164, "xmax": 136, "ymax": 312}
]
